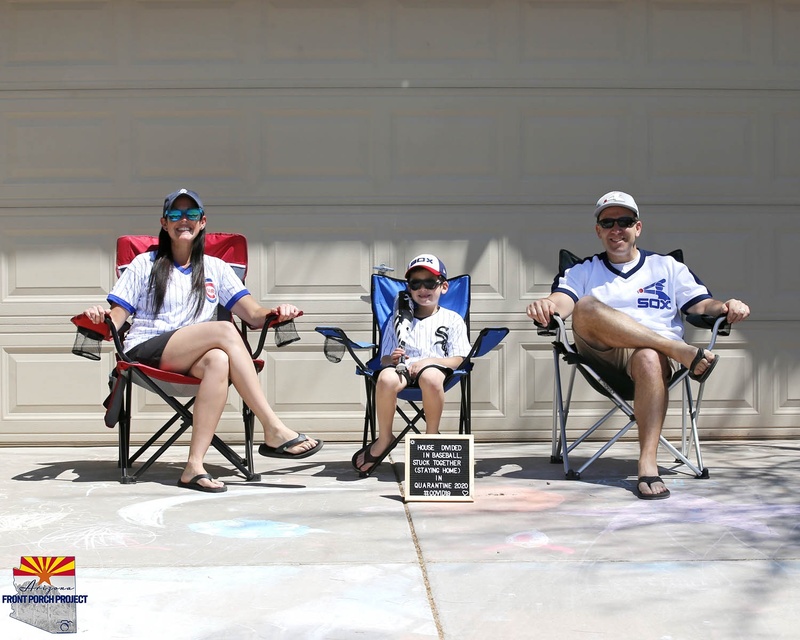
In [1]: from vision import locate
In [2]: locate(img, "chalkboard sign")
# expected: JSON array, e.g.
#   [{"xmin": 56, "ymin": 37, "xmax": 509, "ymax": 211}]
[{"xmin": 404, "ymin": 434, "xmax": 474, "ymax": 502}]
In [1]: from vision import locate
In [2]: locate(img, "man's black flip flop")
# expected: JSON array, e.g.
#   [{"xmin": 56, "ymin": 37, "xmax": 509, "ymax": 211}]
[{"xmin": 637, "ymin": 476, "xmax": 670, "ymax": 500}]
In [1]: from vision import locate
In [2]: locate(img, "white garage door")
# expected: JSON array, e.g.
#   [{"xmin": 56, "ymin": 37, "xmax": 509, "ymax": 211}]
[{"xmin": 0, "ymin": 0, "xmax": 798, "ymax": 446}]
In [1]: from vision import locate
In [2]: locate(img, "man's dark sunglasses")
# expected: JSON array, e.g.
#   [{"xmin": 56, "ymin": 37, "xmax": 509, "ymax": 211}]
[
  {"xmin": 598, "ymin": 216, "xmax": 638, "ymax": 229},
  {"xmin": 407, "ymin": 278, "xmax": 443, "ymax": 291},
  {"xmin": 164, "ymin": 208, "xmax": 204, "ymax": 222}
]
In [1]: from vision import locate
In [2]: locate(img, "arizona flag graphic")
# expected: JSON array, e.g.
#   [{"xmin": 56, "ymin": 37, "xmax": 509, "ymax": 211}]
[{"xmin": 13, "ymin": 556, "xmax": 75, "ymax": 588}]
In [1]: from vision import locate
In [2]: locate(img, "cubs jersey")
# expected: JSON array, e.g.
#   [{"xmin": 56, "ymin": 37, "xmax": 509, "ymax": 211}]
[
  {"xmin": 552, "ymin": 249, "xmax": 712, "ymax": 341},
  {"xmin": 380, "ymin": 306, "xmax": 470, "ymax": 363},
  {"xmin": 108, "ymin": 251, "xmax": 250, "ymax": 351}
]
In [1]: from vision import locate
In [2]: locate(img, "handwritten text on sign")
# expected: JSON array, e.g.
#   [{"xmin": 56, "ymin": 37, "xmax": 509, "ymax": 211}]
[{"xmin": 405, "ymin": 434, "xmax": 474, "ymax": 502}]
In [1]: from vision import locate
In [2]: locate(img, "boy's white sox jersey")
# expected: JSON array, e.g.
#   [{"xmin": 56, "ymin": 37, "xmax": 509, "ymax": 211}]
[
  {"xmin": 380, "ymin": 306, "xmax": 470, "ymax": 363},
  {"xmin": 108, "ymin": 251, "xmax": 249, "ymax": 352},
  {"xmin": 553, "ymin": 249, "xmax": 712, "ymax": 341}
]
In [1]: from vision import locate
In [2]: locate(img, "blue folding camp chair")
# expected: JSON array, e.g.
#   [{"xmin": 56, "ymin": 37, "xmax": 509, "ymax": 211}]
[
  {"xmin": 535, "ymin": 249, "xmax": 731, "ymax": 481},
  {"xmin": 317, "ymin": 273, "xmax": 508, "ymax": 476}
]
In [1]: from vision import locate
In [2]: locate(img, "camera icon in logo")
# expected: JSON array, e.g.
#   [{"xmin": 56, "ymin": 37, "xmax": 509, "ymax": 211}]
[{"xmin": 58, "ymin": 619, "xmax": 74, "ymax": 632}]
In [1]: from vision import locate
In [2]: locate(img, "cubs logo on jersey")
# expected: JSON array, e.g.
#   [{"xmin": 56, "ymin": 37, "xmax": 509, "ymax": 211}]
[
  {"xmin": 205, "ymin": 278, "xmax": 217, "ymax": 302},
  {"xmin": 637, "ymin": 279, "xmax": 671, "ymax": 309}
]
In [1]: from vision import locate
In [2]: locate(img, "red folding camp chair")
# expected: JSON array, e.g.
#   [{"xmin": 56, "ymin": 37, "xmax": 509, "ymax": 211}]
[{"xmin": 70, "ymin": 233, "xmax": 300, "ymax": 484}]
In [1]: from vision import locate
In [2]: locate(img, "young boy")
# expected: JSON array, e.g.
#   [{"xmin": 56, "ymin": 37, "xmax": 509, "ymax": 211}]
[{"xmin": 352, "ymin": 254, "xmax": 471, "ymax": 474}]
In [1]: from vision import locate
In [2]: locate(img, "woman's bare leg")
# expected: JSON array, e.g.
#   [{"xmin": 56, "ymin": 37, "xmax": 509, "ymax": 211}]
[
  {"xmin": 177, "ymin": 348, "xmax": 230, "ymax": 489},
  {"xmin": 160, "ymin": 322, "xmax": 318, "ymax": 454}
]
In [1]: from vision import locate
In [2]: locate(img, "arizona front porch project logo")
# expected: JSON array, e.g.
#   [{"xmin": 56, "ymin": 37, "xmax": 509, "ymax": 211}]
[{"xmin": 4, "ymin": 556, "xmax": 86, "ymax": 634}]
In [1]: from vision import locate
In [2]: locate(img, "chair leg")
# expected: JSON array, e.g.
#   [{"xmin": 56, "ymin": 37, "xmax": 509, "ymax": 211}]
[
  {"xmin": 118, "ymin": 374, "xmax": 134, "ymax": 484},
  {"xmin": 239, "ymin": 405, "xmax": 262, "ymax": 482}
]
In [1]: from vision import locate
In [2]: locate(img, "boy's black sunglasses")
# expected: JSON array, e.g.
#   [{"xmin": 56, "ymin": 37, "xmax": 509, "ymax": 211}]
[
  {"xmin": 597, "ymin": 216, "xmax": 638, "ymax": 229},
  {"xmin": 407, "ymin": 277, "xmax": 443, "ymax": 291}
]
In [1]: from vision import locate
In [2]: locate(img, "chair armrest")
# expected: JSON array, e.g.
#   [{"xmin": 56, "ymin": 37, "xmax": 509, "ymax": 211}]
[
  {"xmin": 685, "ymin": 313, "xmax": 731, "ymax": 337},
  {"xmin": 251, "ymin": 311, "xmax": 304, "ymax": 356},
  {"xmin": 534, "ymin": 312, "xmax": 563, "ymax": 336},
  {"xmin": 70, "ymin": 313, "xmax": 130, "ymax": 361},
  {"xmin": 463, "ymin": 327, "xmax": 509, "ymax": 363}
]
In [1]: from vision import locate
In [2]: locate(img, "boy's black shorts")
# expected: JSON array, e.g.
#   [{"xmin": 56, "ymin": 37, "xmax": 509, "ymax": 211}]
[{"xmin": 375, "ymin": 363, "xmax": 454, "ymax": 387}]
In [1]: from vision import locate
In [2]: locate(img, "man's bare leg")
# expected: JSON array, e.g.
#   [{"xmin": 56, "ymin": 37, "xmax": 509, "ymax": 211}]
[
  {"xmin": 571, "ymin": 296, "xmax": 716, "ymax": 377},
  {"xmin": 629, "ymin": 348, "xmax": 671, "ymax": 497}
]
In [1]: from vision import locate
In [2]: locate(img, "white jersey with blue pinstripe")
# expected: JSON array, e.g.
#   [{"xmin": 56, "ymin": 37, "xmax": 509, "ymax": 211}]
[
  {"xmin": 380, "ymin": 306, "xmax": 470, "ymax": 363},
  {"xmin": 108, "ymin": 251, "xmax": 249, "ymax": 351},
  {"xmin": 553, "ymin": 249, "xmax": 712, "ymax": 341}
]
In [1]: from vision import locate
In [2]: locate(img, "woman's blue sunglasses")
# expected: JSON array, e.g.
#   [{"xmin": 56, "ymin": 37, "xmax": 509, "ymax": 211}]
[{"xmin": 164, "ymin": 208, "xmax": 203, "ymax": 222}]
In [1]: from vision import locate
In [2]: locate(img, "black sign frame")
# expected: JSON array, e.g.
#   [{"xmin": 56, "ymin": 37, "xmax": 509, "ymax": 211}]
[{"xmin": 404, "ymin": 434, "xmax": 474, "ymax": 502}]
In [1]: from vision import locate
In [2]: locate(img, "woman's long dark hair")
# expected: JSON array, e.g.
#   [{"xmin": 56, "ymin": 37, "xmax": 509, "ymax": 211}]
[{"xmin": 148, "ymin": 227, "xmax": 207, "ymax": 318}]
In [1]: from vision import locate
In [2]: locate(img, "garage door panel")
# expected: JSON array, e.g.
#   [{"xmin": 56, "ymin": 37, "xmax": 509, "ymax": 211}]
[
  {"xmin": 774, "ymin": 111, "xmax": 800, "ymax": 182},
  {"xmin": 775, "ymin": 1, "xmax": 800, "ymax": 66},
  {"xmin": 261, "ymin": 109, "xmax": 372, "ymax": 183},
  {"xmin": 390, "ymin": 0, "xmax": 499, "ymax": 62},
  {"xmin": 263, "ymin": 0, "xmax": 371, "ymax": 62},
  {"xmin": 0, "ymin": 225, "xmax": 116, "ymax": 312},
  {"xmin": 646, "ymin": 109, "xmax": 755, "ymax": 183},
  {"xmin": 132, "ymin": 110, "xmax": 246, "ymax": 181},
  {"xmin": 773, "ymin": 329, "xmax": 800, "ymax": 415},
  {"xmin": 649, "ymin": 224, "xmax": 756, "ymax": 301},
  {"xmin": 648, "ymin": 1, "xmax": 752, "ymax": 66},
  {"xmin": 521, "ymin": 109, "xmax": 631, "ymax": 182},
  {"xmin": 6, "ymin": 0, "xmax": 116, "ymax": 66},
  {"xmin": 130, "ymin": 0, "xmax": 245, "ymax": 64},
  {"xmin": 520, "ymin": 1, "xmax": 629, "ymax": 65},
  {"xmin": 259, "ymin": 233, "xmax": 374, "ymax": 300},
  {"xmin": 4, "ymin": 111, "xmax": 117, "ymax": 184}
]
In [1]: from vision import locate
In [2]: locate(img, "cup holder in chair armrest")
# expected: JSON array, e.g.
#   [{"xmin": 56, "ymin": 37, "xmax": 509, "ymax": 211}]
[
  {"xmin": 70, "ymin": 313, "xmax": 113, "ymax": 341},
  {"xmin": 685, "ymin": 313, "xmax": 731, "ymax": 336}
]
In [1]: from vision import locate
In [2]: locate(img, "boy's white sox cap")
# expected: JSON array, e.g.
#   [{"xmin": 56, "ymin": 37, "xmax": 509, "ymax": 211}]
[
  {"xmin": 405, "ymin": 254, "xmax": 447, "ymax": 279},
  {"xmin": 594, "ymin": 191, "xmax": 639, "ymax": 219}
]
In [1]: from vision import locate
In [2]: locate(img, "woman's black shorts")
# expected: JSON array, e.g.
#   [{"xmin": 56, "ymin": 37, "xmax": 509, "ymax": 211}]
[{"xmin": 124, "ymin": 329, "xmax": 179, "ymax": 367}]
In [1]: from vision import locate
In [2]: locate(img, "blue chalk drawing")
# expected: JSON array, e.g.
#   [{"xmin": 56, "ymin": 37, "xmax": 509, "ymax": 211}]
[{"xmin": 188, "ymin": 518, "xmax": 325, "ymax": 539}]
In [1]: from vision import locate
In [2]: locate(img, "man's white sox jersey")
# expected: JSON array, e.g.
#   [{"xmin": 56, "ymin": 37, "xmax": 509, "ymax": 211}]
[
  {"xmin": 108, "ymin": 251, "xmax": 249, "ymax": 352},
  {"xmin": 380, "ymin": 306, "xmax": 470, "ymax": 363},
  {"xmin": 553, "ymin": 250, "xmax": 712, "ymax": 341}
]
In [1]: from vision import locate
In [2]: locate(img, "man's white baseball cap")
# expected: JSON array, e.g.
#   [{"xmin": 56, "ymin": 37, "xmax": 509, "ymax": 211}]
[{"xmin": 594, "ymin": 191, "xmax": 639, "ymax": 219}]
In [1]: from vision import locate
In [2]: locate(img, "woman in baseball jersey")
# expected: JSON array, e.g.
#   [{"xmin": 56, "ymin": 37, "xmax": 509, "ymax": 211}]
[{"xmin": 81, "ymin": 188, "xmax": 322, "ymax": 492}]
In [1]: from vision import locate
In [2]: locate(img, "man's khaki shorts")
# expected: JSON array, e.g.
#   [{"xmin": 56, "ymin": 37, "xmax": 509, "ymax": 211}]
[
  {"xmin": 573, "ymin": 330, "xmax": 677, "ymax": 380},
  {"xmin": 573, "ymin": 330, "xmax": 636, "ymax": 377}
]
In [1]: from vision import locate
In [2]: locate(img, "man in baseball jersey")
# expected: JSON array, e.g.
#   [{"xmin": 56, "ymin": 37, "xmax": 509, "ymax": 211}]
[
  {"xmin": 526, "ymin": 191, "xmax": 750, "ymax": 499},
  {"xmin": 352, "ymin": 254, "xmax": 471, "ymax": 474}
]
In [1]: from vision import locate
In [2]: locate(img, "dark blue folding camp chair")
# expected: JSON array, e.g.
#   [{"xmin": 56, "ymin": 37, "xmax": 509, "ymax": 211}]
[
  {"xmin": 317, "ymin": 273, "xmax": 508, "ymax": 476},
  {"xmin": 536, "ymin": 249, "xmax": 731, "ymax": 481}
]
